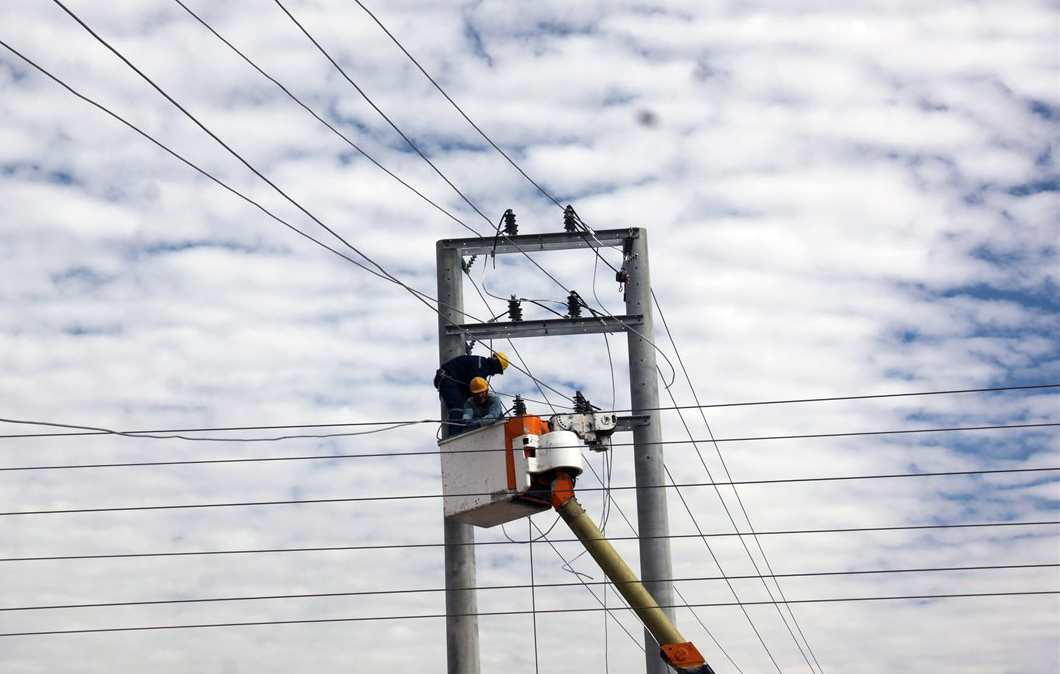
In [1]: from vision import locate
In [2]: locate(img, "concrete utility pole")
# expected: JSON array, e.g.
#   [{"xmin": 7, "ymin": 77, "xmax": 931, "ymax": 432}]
[
  {"xmin": 437, "ymin": 241, "xmax": 480, "ymax": 674},
  {"xmin": 622, "ymin": 231, "xmax": 677, "ymax": 674},
  {"xmin": 436, "ymin": 228, "xmax": 674, "ymax": 674}
]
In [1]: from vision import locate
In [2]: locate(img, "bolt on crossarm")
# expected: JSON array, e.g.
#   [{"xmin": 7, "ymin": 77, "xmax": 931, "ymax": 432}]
[{"xmin": 549, "ymin": 471, "xmax": 717, "ymax": 674}]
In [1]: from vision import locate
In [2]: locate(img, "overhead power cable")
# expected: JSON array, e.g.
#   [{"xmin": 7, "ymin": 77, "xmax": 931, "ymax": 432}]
[
  {"xmin": 653, "ymin": 293, "xmax": 822, "ymax": 674},
  {"xmin": 1, "ymin": 591, "xmax": 1054, "ymax": 639},
  {"xmin": 530, "ymin": 519, "xmax": 645, "ymax": 653},
  {"xmin": 46, "ymin": 0, "xmax": 417, "ymax": 296},
  {"xmin": 6, "ymin": 563, "xmax": 1054, "ymax": 613},
  {"xmin": 0, "ymin": 39, "xmax": 446, "ymax": 307},
  {"xmin": 264, "ymin": 0, "xmax": 683, "ymax": 390},
  {"xmin": 0, "ymin": 33, "xmax": 499, "ymax": 351},
  {"xmin": 348, "ymin": 0, "xmax": 565, "ymax": 211},
  {"xmin": 3, "ymin": 520, "xmax": 1053, "ymax": 564},
  {"xmin": 270, "ymin": 0, "xmax": 494, "ymax": 227},
  {"xmin": 8, "ymin": 6, "xmax": 550, "ymax": 397},
  {"xmin": 2, "ymin": 383, "xmax": 1052, "ymax": 440},
  {"xmin": 0, "ymin": 416, "xmax": 431, "ymax": 443},
  {"xmin": 169, "ymin": 0, "xmax": 481, "ymax": 237},
  {"xmin": 2, "ymin": 467, "xmax": 1055, "ymax": 517},
  {"xmin": 1, "ymin": 422, "xmax": 1053, "ymax": 472}
]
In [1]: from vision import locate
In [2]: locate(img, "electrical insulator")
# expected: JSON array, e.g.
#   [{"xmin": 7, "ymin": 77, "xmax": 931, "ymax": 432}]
[
  {"xmin": 464, "ymin": 340, "xmax": 475, "ymax": 355},
  {"xmin": 563, "ymin": 205, "xmax": 577, "ymax": 233},
  {"xmin": 461, "ymin": 254, "xmax": 478, "ymax": 273},
  {"xmin": 567, "ymin": 290, "xmax": 582, "ymax": 318},
  {"xmin": 573, "ymin": 391, "xmax": 590, "ymax": 414},
  {"xmin": 503, "ymin": 209, "xmax": 518, "ymax": 236},
  {"xmin": 513, "ymin": 395, "xmax": 527, "ymax": 416},
  {"xmin": 508, "ymin": 295, "xmax": 523, "ymax": 322}
]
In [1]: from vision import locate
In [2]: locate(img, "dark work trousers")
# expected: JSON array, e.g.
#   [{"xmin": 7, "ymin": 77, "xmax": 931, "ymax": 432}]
[{"xmin": 437, "ymin": 377, "xmax": 467, "ymax": 438}]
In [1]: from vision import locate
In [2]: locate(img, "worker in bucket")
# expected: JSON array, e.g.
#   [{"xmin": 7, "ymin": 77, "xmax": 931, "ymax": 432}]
[
  {"xmin": 434, "ymin": 352, "xmax": 508, "ymax": 437},
  {"xmin": 460, "ymin": 377, "xmax": 504, "ymax": 433}
]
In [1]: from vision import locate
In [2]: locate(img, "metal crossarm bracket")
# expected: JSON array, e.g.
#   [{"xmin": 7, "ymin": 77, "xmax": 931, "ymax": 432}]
[
  {"xmin": 439, "ymin": 228, "xmax": 638, "ymax": 256},
  {"xmin": 446, "ymin": 315, "xmax": 643, "ymax": 340}
]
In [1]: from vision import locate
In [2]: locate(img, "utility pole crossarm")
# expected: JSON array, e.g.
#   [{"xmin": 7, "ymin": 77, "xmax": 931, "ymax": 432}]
[
  {"xmin": 439, "ymin": 228, "xmax": 638, "ymax": 256},
  {"xmin": 446, "ymin": 315, "xmax": 644, "ymax": 340}
]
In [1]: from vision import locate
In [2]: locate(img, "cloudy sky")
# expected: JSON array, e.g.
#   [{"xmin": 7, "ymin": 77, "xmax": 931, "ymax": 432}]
[{"xmin": 1, "ymin": 0, "xmax": 1058, "ymax": 672}]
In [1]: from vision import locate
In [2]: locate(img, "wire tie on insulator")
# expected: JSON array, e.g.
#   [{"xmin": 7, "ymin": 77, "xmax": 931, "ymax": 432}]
[
  {"xmin": 508, "ymin": 295, "xmax": 523, "ymax": 322},
  {"xmin": 566, "ymin": 290, "xmax": 582, "ymax": 318},
  {"xmin": 503, "ymin": 209, "xmax": 518, "ymax": 236},
  {"xmin": 563, "ymin": 205, "xmax": 577, "ymax": 233}
]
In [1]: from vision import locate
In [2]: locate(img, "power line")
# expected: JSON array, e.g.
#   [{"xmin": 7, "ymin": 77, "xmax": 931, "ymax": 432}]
[
  {"xmin": 169, "ymin": 0, "xmax": 481, "ymax": 237},
  {"xmin": 2, "ymin": 591, "xmax": 1054, "ymax": 638},
  {"xmin": 1, "ymin": 21, "xmax": 561, "ymax": 409},
  {"xmin": 3, "ymin": 520, "xmax": 1053, "ymax": 564},
  {"xmin": 2, "ymin": 422, "xmax": 1054, "ymax": 472},
  {"xmin": 654, "ymin": 289, "xmax": 819, "ymax": 674},
  {"xmin": 270, "ymin": 0, "xmax": 495, "ymax": 227},
  {"xmin": 631, "ymin": 383, "xmax": 1059, "ymax": 415},
  {"xmin": 347, "ymin": 0, "xmax": 566, "ymax": 211},
  {"xmin": 1, "ymin": 382, "xmax": 1052, "ymax": 440},
  {"xmin": 530, "ymin": 519, "xmax": 646, "ymax": 653},
  {"xmin": 0, "ymin": 416, "xmax": 430, "ymax": 443},
  {"xmin": 3, "ymin": 467, "xmax": 1055, "ymax": 517},
  {"xmin": 37, "ymin": 1, "xmax": 572, "ymax": 405},
  {"xmin": 5, "ymin": 563, "xmax": 1053, "ymax": 613},
  {"xmin": 46, "ymin": 0, "xmax": 415, "ymax": 295},
  {"xmin": 0, "ymin": 39, "xmax": 438, "ymax": 301}
]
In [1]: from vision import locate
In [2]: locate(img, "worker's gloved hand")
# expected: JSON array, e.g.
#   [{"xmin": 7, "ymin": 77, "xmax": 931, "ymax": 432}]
[{"xmin": 466, "ymin": 420, "xmax": 480, "ymax": 430}]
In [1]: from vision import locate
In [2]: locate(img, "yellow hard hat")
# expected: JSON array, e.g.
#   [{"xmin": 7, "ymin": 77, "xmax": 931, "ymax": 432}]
[
  {"xmin": 470, "ymin": 377, "xmax": 489, "ymax": 393},
  {"xmin": 494, "ymin": 352, "xmax": 509, "ymax": 371}
]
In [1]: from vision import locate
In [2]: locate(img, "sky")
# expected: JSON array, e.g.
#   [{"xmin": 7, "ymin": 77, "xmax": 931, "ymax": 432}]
[{"xmin": 1, "ymin": 0, "xmax": 1058, "ymax": 673}]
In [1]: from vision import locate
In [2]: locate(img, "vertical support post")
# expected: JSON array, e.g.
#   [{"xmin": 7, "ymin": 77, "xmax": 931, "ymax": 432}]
[
  {"xmin": 624, "ymin": 229, "xmax": 676, "ymax": 674},
  {"xmin": 437, "ymin": 242, "xmax": 480, "ymax": 674}
]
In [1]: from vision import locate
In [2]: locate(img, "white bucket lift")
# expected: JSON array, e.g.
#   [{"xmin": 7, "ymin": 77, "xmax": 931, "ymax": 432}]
[
  {"xmin": 436, "ymin": 411, "xmax": 715, "ymax": 673},
  {"xmin": 438, "ymin": 415, "xmax": 584, "ymax": 527}
]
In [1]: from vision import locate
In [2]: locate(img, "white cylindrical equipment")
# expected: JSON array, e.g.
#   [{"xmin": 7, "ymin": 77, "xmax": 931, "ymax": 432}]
[{"xmin": 530, "ymin": 430, "xmax": 584, "ymax": 476}]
